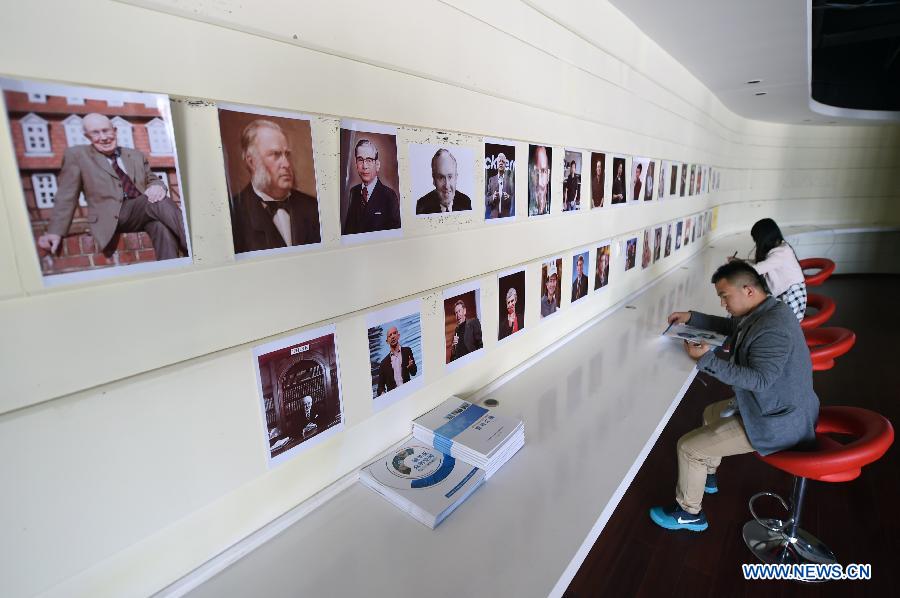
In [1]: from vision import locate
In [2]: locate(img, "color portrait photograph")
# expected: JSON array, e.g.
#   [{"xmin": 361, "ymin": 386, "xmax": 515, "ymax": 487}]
[
  {"xmin": 571, "ymin": 250, "xmax": 590, "ymax": 303},
  {"xmin": 664, "ymin": 223, "xmax": 673, "ymax": 257},
  {"xmin": 218, "ymin": 104, "xmax": 321, "ymax": 258},
  {"xmin": 339, "ymin": 120, "xmax": 401, "ymax": 242},
  {"xmin": 367, "ymin": 300, "xmax": 424, "ymax": 411},
  {"xmin": 443, "ymin": 283, "xmax": 484, "ymax": 368},
  {"xmin": 669, "ymin": 161, "xmax": 679, "ymax": 196},
  {"xmin": 675, "ymin": 220, "xmax": 683, "ymax": 250},
  {"xmin": 410, "ymin": 143, "xmax": 475, "ymax": 216},
  {"xmin": 653, "ymin": 226, "xmax": 662, "ymax": 262},
  {"xmin": 641, "ymin": 228, "xmax": 652, "ymax": 269},
  {"xmin": 498, "ymin": 268, "xmax": 526, "ymax": 341},
  {"xmin": 658, "ymin": 161, "xmax": 667, "ymax": 200},
  {"xmin": 1, "ymin": 76, "xmax": 191, "ymax": 285},
  {"xmin": 631, "ymin": 156, "xmax": 650, "ymax": 204},
  {"xmin": 484, "ymin": 140, "xmax": 515, "ymax": 220},
  {"xmin": 528, "ymin": 144, "xmax": 552, "ymax": 216},
  {"xmin": 594, "ymin": 243, "xmax": 611, "ymax": 291},
  {"xmin": 680, "ymin": 163, "xmax": 687, "ymax": 197},
  {"xmin": 562, "ymin": 149, "xmax": 582, "ymax": 212},
  {"xmin": 589, "ymin": 152, "xmax": 606, "ymax": 208},
  {"xmin": 253, "ymin": 325, "xmax": 344, "ymax": 467},
  {"xmin": 625, "ymin": 237, "xmax": 637, "ymax": 270},
  {"xmin": 643, "ymin": 159, "xmax": 656, "ymax": 201},
  {"xmin": 611, "ymin": 156, "xmax": 627, "ymax": 205},
  {"xmin": 540, "ymin": 257, "xmax": 563, "ymax": 318}
]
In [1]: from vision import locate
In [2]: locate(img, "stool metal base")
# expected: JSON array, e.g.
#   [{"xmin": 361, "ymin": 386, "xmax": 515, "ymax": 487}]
[{"xmin": 743, "ymin": 519, "xmax": 837, "ymax": 582}]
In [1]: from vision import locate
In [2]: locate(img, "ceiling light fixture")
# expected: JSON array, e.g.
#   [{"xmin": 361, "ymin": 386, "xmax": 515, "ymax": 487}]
[
  {"xmin": 746, "ymin": 79, "xmax": 762, "ymax": 84},
  {"xmin": 755, "ymin": 92, "xmax": 767, "ymax": 96}
]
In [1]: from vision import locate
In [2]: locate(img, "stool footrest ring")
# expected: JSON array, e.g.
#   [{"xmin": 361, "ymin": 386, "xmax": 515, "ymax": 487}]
[{"xmin": 748, "ymin": 491, "xmax": 793, "ymax": 533}]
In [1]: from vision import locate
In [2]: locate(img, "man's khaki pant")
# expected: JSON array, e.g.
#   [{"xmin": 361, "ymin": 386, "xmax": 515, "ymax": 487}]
[{"xmin": 675, "ymin": 399, "xmax": 755, "ymax": 514}]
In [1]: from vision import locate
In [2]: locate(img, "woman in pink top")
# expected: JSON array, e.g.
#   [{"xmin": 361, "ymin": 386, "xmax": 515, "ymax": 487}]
[{"xmin": 746, "ymin": 218, "xmax": 806, "ymax": 320}]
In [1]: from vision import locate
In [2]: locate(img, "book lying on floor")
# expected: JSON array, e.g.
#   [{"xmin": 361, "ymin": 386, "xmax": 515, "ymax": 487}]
[
  {"xmin": 412, "ymin": 396, "xmax": 525, "ymax": 479},
  {"xmin": 661, "ymin": 322, "xmax": 728, "ymax": 347},
  {"xmin": 359, "ymin": 438, "xmax": 485, "ymax": 529}
]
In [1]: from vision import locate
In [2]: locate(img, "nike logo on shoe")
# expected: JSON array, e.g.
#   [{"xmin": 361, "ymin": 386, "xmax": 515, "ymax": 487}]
[{"xmin": 677, "ymin": 516, "xmax": 701, "ymax": 524}]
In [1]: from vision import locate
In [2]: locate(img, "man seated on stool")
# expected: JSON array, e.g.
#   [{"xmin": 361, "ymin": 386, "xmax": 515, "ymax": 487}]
[{"xmin": 650, "ymin": 261, "xmax": 819, "ymax": 532}]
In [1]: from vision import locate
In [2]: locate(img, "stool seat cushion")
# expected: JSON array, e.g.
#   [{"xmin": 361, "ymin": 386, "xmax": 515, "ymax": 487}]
[
  {"xmin": 804, "ymin": 327, "xmax": 856, "ymax": 370},
  {"xmin": 758, "ymin": 406, "xmax": 894, "ymax": 482},
  {"xmin": 799, "ymin": 258, "xmax": 836, "ymax": 287},
  {"xmin": 800, "ymin": 293, "xmax": 836, "ymax": 330}
]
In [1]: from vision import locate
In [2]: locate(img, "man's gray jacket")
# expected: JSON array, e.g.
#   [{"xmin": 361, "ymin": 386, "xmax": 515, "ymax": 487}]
[{"xmin": 690, "ymin": 296, "xmax": 819, "ymax": 455}]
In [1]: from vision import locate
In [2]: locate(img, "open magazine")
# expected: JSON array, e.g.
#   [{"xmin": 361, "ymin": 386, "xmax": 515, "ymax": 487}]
[{"xmin": 662, "ymin": 322, "xmax": 728, "ymax": 347}]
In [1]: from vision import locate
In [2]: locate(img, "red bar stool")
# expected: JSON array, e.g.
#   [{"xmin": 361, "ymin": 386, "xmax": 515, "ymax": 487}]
[
  {"xmin": 743, "ymin": 407, "xmax": 894, "ymax": 578},
  {"xmin": 799, "ymin": 258, "xmax": 836, "ymax": 287},
  {"xmin": 805, "ymin": 327, "xmax": 856, "ymax": 370},
  {"xmin": 800, "ymin": 293, "xmax": 836, "ymax": 330}
]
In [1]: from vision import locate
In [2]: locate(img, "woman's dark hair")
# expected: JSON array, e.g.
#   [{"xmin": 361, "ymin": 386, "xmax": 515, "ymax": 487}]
[{"xmin": 750, "ymin": 218, "xmax": 785, "ymax": 263}]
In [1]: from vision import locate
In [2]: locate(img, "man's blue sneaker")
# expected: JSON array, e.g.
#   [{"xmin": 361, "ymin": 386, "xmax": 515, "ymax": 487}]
[
  {"xmin": 705, "ymin": 473, "xmax": 718, "ymax": 494},
  {"xmin": 649, "ymin": 503, "xmax": 708, "ymax": 531}
]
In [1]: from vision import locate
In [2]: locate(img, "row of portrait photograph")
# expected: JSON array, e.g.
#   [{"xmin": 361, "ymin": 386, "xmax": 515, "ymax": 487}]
[
  {"xmin": 253, "ymin": 207, "xmax": 713, "ymax": 466},
  {"xmin": 1, "ymin": 76, "xmax": 722, "ymax": 286}
]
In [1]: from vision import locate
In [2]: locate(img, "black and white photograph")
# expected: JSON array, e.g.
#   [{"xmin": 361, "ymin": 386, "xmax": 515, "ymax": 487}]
[
  {"xmin": 219, "ymin": 104, "xmax": 321, "ymax": 258},
  {"xmin": 367, "ymin": 300, "xmax": 424, "ymax": 411},
  {"xmin": 653, "ymin": 226, "xmax": 662, "ymax": 263},
  {"xmin": 254, "ymin": 324, "xmax": 344, "ymax": 467},
  {"xmin": 664, "ymin": 222, "xmax": 673, "ymax": 257},
  {"xmin": 1, "ymin": 76, "xmax": 191, "ymax": 285},
  {"xmin": 484, "ymin": 140, "xmax": 515, "ymax": 220},
  {"xmin": 339, "ymin": 120, "xmax": 401, "ymax": 242},
  {"xmin": 410, "ymin": 143, "xmax": 475, "ymax": 216}
]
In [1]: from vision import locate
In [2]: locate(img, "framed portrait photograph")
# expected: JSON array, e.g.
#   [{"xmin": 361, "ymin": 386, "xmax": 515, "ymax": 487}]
[
  {"xmin": 594, "ymin": 242, "xmax": 611, "ymax": 291},
  {"xmin": 540, "ymin": 257, "xmax": 563, "ymax": 318},
  {"xmin": 218, "ymin": 104, "xmax": 321, "ymax": 258},
  {"xmin": 589, "ymin": 152, "xmax": 606, "ymax": 208},
  {"xmin": 1, "ymin": 76, "xmax": 191, "ymax": 285},
  {"xmin": 498, "ymin": 268, "xmax": 526, "ymax": 341},
  {"xmin": 367, "ymin": 299, "xmax": 424, "ymax": 411},
  {"xmin": 562, "ymin": 149, "xmax": 583, "ymax": 212},
  {"xmin": 528, "ymin": 144, "xmax": 552, "ymax": 216},
  {"xmin": 624, "ymin": 237, "xmax": 638, "ymax": 271},
  {"xmin": 443, "ymin": 282, "xmax": 484, "ymax": 370},
  {"xmin": 339, "ymin": 120, "xmax": 401, "ymax": 243},
  {"xmin": 484, "ymin": 139, "xmax": 515, "ymax": 220},
  {"xmin": 610, "ymin": 155, "xmax": 627, "ymax": 205},
  {"xmin": 571, "ymin": 249, "xmax": 590, "ymax": 303},
  {"xmin": 253, "ymin": 324, "xmax": 344, "ymax": 467},
  {"xmin": 410, "ymin": 143, "xmax": 475, "ymax": 217}
]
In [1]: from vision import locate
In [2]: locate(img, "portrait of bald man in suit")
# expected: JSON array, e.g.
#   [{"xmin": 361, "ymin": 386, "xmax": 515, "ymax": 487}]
[
  {"xmin": 38, "ymin": 113, "xmax": 188, "ymax": 260},
  {"xmin": 415, "ymin": 148, "xmax": 472, "ymax": 214}
]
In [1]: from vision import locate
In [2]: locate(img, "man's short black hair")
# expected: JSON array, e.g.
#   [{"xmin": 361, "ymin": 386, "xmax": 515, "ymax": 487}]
[{"xmin": 710, "ymin": 260, "xmax": 769, "ymax": 293}]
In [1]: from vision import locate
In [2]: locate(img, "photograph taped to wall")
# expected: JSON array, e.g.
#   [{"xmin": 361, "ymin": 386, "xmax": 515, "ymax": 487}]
[
  {"xmin": 339, "ymin": 120, "xmax": 401, "ymax": 243},
  {"xmin": 594, "ymin": 242, "xmax": 611, "ymax": 291},
  {"xmin": 0, "ymin": 76, "xmax": 192, "ymax": 286},
  {"xmin": 669, "ymin": 161, "xmax": 679, "ymax": 197},
  {"xmin": 641, "ymin": 228, "xmax": 652, "ymax": 269},
  {"xmin": 589, "ymin": 152, "xmax": 606, "ymax": 208},
  {"xmin": 688, "ymin": 164, "xmax": 696, "ymax": 196},
  {"xmin": 571, "ymin": 249, "xmax": 590, "ymax": 303},
  {"xmin": 367, "ymin": 299, "xmax": 424, "ymax": 411},
  {"xmin": 443, "ymin": 281, "xmax": 484, "ymax": 369},
  {"xmin": 644, "ymin": 159, "xmax": 657, "ymax": 201},
  {"xmin": 631, "ymin": 156, "xmax": 650, "ymax": 204},
  {"xmin": 410, "ymin": 143, "xmax": 475, "ymax": 217},
  {"xmin": 218, "ymin": 104, "xmax": 321, "ymax": 259},
  {"xmin": 653, "ymin": 226, "xmax": 662, "ymax": 263},
  {"xmin": 658, "ymin": 161, "xmax": 667, "ymax": 200},
  {"xmin": 675, "ymin": 221, "xmax": 683, "ymax": 250},
  {"xmin": 540, "ymin": 257, "xmax": 563, "ymax": 318},
  {"xmin": 695, "ymin": 166, "xmax": 703, "ymax": 195},
  {"xmin": 684, "ymin": 217, "xmax": 692, "ymax": 246},
  {"xmin": 562, "ymin": 149, "xmax": 583, "ymax": 212},
  {"xmin": 624, "ymin": 237, "xmax": 638, "ymax": 271},
  {"xmin": 498, "ymin": 268, "xmax": 526, "ymax": 341},
  {"xmin": 528, "ymin": 144, "xmax": 552, "ymax": 216},
  {"xmin": 679, "ymin": 163, "xmax": 687, "ymax": 197},
  {"xmin": 253, "ymin": 324, "xmax": 344, "ymax": 467},
  {"xmin": 610, "ymin": 155, "xmax": 627, "ymax": 205},
  {"xmin": 663, "ymin": 223, "xmax": 673, "ymax": 258},
  {"xmin": 484, "ymin": 139, "xmax": 515, "ymax": 220}
]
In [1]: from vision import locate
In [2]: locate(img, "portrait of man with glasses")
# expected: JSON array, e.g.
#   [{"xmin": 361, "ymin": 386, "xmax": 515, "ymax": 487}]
[{"xmin": 341, "ymin": 134, "xmax": 401, "ymax": 236}]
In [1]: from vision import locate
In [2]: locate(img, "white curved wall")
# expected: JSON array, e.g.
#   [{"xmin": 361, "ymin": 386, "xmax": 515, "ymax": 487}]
[{"xmin": 0, "ymin": 1, "xmax": 898, "ymax": 596}]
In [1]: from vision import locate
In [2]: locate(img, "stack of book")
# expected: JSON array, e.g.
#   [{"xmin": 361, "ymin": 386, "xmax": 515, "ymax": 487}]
[
  {"xmin": 358, "ymin": 396, "xmax": 525, "ymax": 528},
  {"xmin": 412, "ymin": 396, "xmax": 525, "ymax": 479},
  {"xmin": 359, "ymin": 438, "xmax": 485, "ymax": 529}
]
